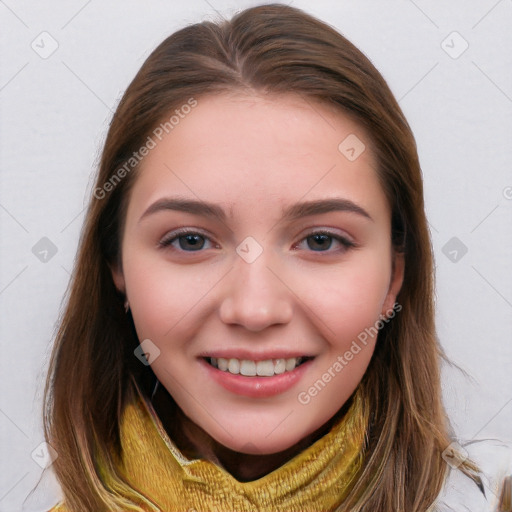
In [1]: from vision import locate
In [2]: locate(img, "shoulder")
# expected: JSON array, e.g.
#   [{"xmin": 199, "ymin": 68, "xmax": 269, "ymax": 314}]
[{"xmin": 430, "ymin": 438, "xmax": 512, "ymax": 511}]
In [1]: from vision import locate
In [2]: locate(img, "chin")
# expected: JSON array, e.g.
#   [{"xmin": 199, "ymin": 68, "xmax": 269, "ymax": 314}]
[{"xmin": 208, "ymin": 423, "xmax": 308, "ymax": 455}]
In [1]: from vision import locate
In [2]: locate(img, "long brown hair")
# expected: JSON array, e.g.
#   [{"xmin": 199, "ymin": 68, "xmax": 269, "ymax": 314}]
[{"xmin": 43, "ymin": 4, "xmax": 480, "ymax": 510}]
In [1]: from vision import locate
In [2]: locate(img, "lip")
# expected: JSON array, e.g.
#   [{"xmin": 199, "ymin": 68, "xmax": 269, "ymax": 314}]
[
  {"xmin": 199, "ymin": 356, "xmax": 314, "ymax": 398},
  {"xmin": 198, "ymin": 350, "xmax": 315, "ymax": 361}
]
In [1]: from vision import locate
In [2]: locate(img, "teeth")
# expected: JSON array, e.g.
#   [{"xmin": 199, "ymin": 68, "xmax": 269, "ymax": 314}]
[
  {"xmin": 228, "ymin": 358, "xmax": 240, "ymax": 374},
  {"xmin": 256, "ymin": 360, "xmax": 274, "ymax": 376},
  {"xmin": 209, "ymin": 356, "xmax": 307, "ymax": 376},
  {"xmin": 274, "ymin": 359, "xmax": 286, "ymax": 374},
  {"xmin": 240, "ymin": 360, "xmax": 256, "ymax": 376},
  {"xmin": 285, "ymin": 358, "xmax": 297, "ymax": 371}
]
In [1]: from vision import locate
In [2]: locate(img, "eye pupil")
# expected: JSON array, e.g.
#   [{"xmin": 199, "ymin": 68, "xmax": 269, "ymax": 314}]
[
  {"xmin": 179, "ymin": 234, "xmax": 204, "ymax": 250},
  {"xmin": 307, "ymin": 234, "xmax": 332, "ymax": 251}
]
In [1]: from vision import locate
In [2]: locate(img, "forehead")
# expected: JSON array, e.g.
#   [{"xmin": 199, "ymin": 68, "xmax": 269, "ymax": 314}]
[{"xmin": 127, "ymin": 92, "xmax": 388, "ymax": 222}]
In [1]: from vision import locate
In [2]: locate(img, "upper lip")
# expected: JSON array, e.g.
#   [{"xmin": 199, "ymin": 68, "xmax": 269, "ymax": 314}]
[{"xmin": 198, "ymin": 350, "xmax": 316, "ymax": 361}]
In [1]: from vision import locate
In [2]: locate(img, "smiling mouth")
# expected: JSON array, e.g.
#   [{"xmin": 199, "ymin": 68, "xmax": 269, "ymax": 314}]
[{"xmin": 204, "ymin": 356, "xmax": 313, "ymax": 377}]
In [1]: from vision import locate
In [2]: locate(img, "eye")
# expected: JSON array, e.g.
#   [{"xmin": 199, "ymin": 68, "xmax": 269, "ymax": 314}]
[
  {"xmin": 158, "ymin": 229, "xmax": 215, "ymax": 252},
  {"xmin": 294, "ymin": 230, "xmax": 356, "ymax": 253},
  {"xmin": 158, "ymin": 228, "xmax": 355, "ymax": 254}
]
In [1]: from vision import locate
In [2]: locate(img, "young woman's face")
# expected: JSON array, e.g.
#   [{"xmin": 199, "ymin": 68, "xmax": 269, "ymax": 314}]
[{"xmin": 113, "ymin": 92, "xmax": 403, "ymax": 455}]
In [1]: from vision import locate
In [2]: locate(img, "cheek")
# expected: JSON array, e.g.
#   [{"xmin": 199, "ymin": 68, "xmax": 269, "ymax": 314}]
[
  {"xmin": 292, "ymin": 257, "xmax": 391, "ymax": 424},
  {"xmin": 123, "ymin": 253, "xmax": 211, "ymax": 343},
  {"xmin": 297, "ymin": 254, "xmax": 391, "ymax": 347}
]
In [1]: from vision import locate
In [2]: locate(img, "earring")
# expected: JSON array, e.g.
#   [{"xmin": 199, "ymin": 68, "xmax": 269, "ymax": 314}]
[{"xmin": 124, "ymin": 299, "xmax": 130, "ymax": 313}]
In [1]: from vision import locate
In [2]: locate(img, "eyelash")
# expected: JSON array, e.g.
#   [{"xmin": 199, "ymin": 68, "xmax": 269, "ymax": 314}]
[{"xmin": 158, "ymin": 228, "xmax": 356, "ymax": 254}]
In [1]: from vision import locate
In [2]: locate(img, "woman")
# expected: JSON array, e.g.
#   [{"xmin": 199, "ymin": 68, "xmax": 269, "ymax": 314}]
[{"xmin": 44, "ymin": 4, "xmax": 511, "ymax": 511}]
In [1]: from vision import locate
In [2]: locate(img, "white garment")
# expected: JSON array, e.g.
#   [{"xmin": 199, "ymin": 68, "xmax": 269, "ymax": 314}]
[{"xmin": 429, "ymin": 439, "xmax": 512, "ymax": 511}]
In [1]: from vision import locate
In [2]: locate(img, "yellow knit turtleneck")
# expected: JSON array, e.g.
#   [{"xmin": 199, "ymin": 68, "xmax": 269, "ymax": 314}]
[{"xmin": 50, "ymin": 386, "xmax": 368, "ymax": 512}]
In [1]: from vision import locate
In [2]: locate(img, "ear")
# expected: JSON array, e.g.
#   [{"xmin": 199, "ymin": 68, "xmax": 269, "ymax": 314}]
[
  {"xmin": 110, "ymin": 263, "xmax": 126, "ymax": 295},
  {"xmin": 382, "ymin": 251, "xmax": 404, "ymax": 315}
]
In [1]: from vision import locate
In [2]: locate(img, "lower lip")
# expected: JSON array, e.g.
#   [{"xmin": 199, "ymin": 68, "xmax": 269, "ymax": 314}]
[{"xmin": 199, "ymin": 358, "xmax": 314, "ymax": 398}]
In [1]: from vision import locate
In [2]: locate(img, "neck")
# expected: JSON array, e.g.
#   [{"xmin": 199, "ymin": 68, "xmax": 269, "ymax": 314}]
[{"xmin": 151, "ymin": 385, "xmax": 349, "ymax": 482}]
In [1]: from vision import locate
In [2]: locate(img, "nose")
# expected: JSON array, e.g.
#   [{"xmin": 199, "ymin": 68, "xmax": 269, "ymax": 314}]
[{"xmin": 218, "ymin": 250, "xmax": 293, "ymax": 332}]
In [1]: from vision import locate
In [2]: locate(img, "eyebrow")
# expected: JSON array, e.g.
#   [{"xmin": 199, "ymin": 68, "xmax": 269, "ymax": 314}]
[{"xmin": 139, "ymin": 196, "xmax": 373, "ymax": 223}]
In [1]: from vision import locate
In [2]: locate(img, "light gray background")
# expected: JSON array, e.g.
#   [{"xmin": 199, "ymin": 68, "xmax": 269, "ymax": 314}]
[{"xmin": 1, "ymin": 1, "xmax": 511, "ymax": 510}]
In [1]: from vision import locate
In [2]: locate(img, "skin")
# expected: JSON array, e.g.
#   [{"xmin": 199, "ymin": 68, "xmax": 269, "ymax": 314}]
[{"xmin": 112, "ymin": 92, "xmax": 404, "ymax": 480}]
